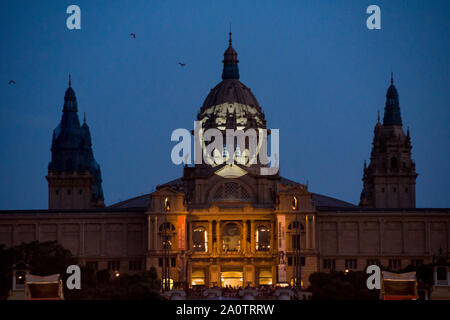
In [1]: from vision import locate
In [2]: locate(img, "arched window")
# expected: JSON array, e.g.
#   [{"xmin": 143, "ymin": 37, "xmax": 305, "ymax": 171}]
[
  {"xmin": 391, "ymin": 157, "xmax": 398, "ymax": 169},
  {"xmin": 222, "ymin": 223, "xmax": 241, "ymax": 252},
  {"xmin": 256, "ymin": 226, "xmax": 270, "ymax": 251},
  {"xmin": 193, "ymin": 227, "xmax": 207, "ymax": 252}
]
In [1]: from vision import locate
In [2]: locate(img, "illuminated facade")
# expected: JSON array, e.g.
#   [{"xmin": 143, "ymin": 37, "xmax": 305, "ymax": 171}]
[{"xmin": 0, "ymin": 35, "xmax": 449, "ymax": 289}]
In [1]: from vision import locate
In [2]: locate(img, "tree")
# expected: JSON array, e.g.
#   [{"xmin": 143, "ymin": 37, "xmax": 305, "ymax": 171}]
[
  {"xmin": 0, "ymin": 240, "xmax": 162, "ymax": 300},
  {"xmin": 65, "ymin": 267, "xmax": 162, "ymax": 300},
  {"xmin": 308, "ymin": 271, "xmax": 379, "ymax": 300},
  {"xmin": 0, "ymin": 241, "xmax": 76, "ymax": 299}
]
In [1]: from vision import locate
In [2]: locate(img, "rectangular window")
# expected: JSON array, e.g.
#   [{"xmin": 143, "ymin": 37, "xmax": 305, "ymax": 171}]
[
  {"xmin": 158, "ymin": 258, "xmax": 163, "ymax": 267},
  {"xmin": 129, "ymin": 260, "xmax": 143, "ymax": 271},
  {"xmin": 411, "ymin": 259, "xmax": 423, "ymax": 267},
  {"xmin": 323, "ymin": 259, "xmax": 336, "ymax": 270},
  {"xmin": 86, "ymin": 261, "xmax": 98, "ymax": 270},
  {"xmin": 389, "ymin": 259, "xmax": 402, "ymax": 270},
  {"xmin": 107, "ymin": 261, "xmax": 120, "ymax": 271},
  {"xmin": 366, "ymin": 259, "xmax": 380, "ymax": 266},
  {"xmin": 171, "ymin": 257, "xmax": 176, "ymax": 267},
  {"xmin": 289, "ymin": 256, "xmax": 306, "ymax": 267},
  {"xmin": 345, "ymin": 259, "xmax": 358, "ymax": 269}
]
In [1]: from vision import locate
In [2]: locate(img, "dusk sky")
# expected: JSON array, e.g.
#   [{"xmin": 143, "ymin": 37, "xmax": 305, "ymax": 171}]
[{"xmin": 0, "ymin": 0, "xmax": 449, "ymax": 210}]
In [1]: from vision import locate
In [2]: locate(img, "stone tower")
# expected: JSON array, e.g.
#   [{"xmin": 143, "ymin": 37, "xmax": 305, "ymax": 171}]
[
  {"xmin": 359, "ymin": 74, "xmax": 418, "ymax": 208},
  {"xmin": 46, "ymin": 76, "xmax": 104, "ymax": 209}
]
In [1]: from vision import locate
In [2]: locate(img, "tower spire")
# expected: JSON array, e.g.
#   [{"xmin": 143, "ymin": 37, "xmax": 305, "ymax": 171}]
[
  {"xmin": 48, "ymin": 83, "xmax": 104, "ymax": 209},
  {"xmin": 222, "ymin": 30, "xmax": 240, "ymax": 80},
  {"xmin": 63, "ymin": 74, "xmax": 77, "ymax": 112},
  {"xmin": 383, "ymin": 73, "xmax": 402, "ymax": 126},
  {"xmin": 360, "ymin": 74, "xmax": 416, "ymax": 209},
  {"xmin": 229, "ymin": 22, "xmax": 232, "ymax": 47}
]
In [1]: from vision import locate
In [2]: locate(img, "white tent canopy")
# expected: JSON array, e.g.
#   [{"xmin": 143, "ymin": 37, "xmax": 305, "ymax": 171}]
[
  {"xmin": 26, "ymin": 274, "xmax": 60, "ymax": 284},
  {"xmin": 383, "ymin": 271, "xmax": 416, "ymax": 281}
]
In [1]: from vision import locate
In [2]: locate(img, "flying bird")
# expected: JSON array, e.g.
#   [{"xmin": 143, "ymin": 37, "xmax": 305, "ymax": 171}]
[
  {"xmin": 178, "ymin": 62, "xmax": 186, "ymax": 67},
  {"xmin": 8, "ymin": 80, "xmax": 16, "ymax": 85},
  {"xmin": 130, "ymin": 33, "xmax": 136, "ymax": 39}
]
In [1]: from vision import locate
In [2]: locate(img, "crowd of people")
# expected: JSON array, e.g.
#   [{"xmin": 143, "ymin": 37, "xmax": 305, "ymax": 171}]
[{"xmin": 184, "ymin": 284, "xmax": 311, "ymax": 299}]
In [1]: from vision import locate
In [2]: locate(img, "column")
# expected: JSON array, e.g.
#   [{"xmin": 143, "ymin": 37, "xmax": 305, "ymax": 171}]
[
  {"xmin": 187, "ymin": 263, "xmax": 192, "ymax": 288},
  {"xmin": 305, "ymin": 215, "xmax": 309, "ymax": 249},
  {"xmin": 270, "ymin": 220, "xmax": 275, "ymax": 253},
  {"xmin": 208, "ymin": 220, "xmax": 213, "ymax": 254},
  {"xmin": 312, "ymin": 215, "xmax": 316, "ymax": 249},
  {"xmin": 243, "ymin": 220, "xmax": 248, "ymax": 254},
  {"xmin": 272, "ymin": 265, "xmax": 277, "ymax": 287},
  {"xmin": 186, "ymin": 221, "xmax": 190, "ymax": 251},
  {"xmin": 216, "ymin": 220, "xmax": 220, "ymax": 254},
  {"xmin": 147, "ymin": 216, "xmax": 151, "ymax": 251},
  {"xmin": 250, "ymin": 220, "xmax": 255, "ymax": 253},
  {"xmin": 189, "ymin": 221, "xmax": 193, "ymax": 252},
  {"xmin": 154, "ymin": 216, "xmax": 158, "ymax": 251}
]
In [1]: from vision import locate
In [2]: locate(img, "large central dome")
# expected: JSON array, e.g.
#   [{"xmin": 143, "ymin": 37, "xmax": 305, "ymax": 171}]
[{"xmin": 197, "ymin": 33, "xmax": 267, "ymax": 131}]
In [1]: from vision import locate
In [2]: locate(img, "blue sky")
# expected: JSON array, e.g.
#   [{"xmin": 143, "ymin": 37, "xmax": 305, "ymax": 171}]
[{"xmin": 0, "ymin": 0, "xmax": 449, "ymax": 209}]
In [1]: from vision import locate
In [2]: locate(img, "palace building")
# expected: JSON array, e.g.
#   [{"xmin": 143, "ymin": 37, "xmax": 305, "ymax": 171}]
[{"xmin": 0, "ymin": 35, "xmax": 449, "ymax": 289}]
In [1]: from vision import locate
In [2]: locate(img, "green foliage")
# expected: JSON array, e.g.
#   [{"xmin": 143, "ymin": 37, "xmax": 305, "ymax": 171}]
[
  {"xmin": 0, "ymin": 241, "xmax": 161, "ymax": 300},
  {"xmin": 9, "ymin": 240, "xmax": 76, "ymax": 276},
  {"xmin": 0, "ymin": 244, "xmax": 11, "ymax": 300},
  {"xmin": 96, "ymin": 269, "xmax": 111, "ymax": 285},
  {"xmin": 0, "ymin": 241, "xmax": 76, "ymax": 300},
  {"xmin": 309, "ymin": 264, "xmax": 437, "ymax": 300},
  {"xmin": 308, "ymin": 271, "xmax": 379, "ymax": 300},
  {"xmin": 65, "ymin": 267, "xmax": 162, "ymax": 300}
]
